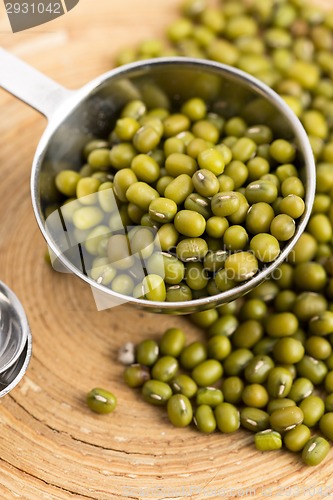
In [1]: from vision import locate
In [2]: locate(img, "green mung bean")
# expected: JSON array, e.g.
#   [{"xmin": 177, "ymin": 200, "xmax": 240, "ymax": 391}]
[
  {"xmin": 167, "ymin": 394, "xmax": 193, "ymax": 427},
  {"xmin": 194, "ymin": 405, "xmax": 217, "ymax": 433},
  {"xmin": 86, "ymin": 388, "xmax": 117, "ymax": 415},
  {"xmin": 255, "ymin": 430, "xmax": 282, "ymax": 451},
  {"xmin": 302, "ymin": 437, "xmax": 330, "ymax": 466}
]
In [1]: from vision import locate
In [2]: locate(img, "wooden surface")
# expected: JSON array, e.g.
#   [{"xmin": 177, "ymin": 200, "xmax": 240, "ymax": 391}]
[{"xmin": 0, "ymin": 0, "xmax": 333, "ymax": 498}]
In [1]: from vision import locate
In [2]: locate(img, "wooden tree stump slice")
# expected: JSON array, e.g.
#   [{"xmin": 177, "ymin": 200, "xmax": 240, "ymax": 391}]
[{"xmin": 0, "ymin": 0, "xmax": 332, "ymax": 498}]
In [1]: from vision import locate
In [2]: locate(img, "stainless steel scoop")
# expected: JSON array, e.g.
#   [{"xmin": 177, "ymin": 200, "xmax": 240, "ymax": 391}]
[
  {"xmin": 0, "ymin": 49, "xmax": 316, "ymax": 314},
  {"xmin": 0, "ymin": 281, "xmax": 28, "ymax": 374},
  {"xmin": 0, "ymin": 281, "xmax": 32, "ymax": 397}
]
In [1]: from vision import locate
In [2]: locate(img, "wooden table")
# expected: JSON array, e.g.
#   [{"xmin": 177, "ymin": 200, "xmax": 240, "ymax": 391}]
[{"xmin": 0, "ymin": 1, "xmax": 332, "ymax": 498}]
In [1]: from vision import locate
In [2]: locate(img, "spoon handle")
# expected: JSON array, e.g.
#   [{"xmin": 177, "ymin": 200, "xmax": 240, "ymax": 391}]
[{"xmin": 0, "ymin": 47, "xmax": 73, "ymax": 119}]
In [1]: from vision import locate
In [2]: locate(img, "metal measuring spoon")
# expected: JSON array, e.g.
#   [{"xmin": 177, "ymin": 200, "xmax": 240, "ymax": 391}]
[
  {"xmin": 0, "ymin": 52, "xmax": 316, "ymax": 314},
  {"xmin": 0, "ymin": 282, "xmax": 32, "ymax": 397}
]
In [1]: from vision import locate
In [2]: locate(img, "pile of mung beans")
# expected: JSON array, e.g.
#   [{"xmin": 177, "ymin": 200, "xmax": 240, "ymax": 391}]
[
  {"xmin": 54, "ymin": 95, "xmax": 305, "ymax": 301},
  {"xmin": 52, "ymin": 0, "xmax": 333, "ymax": 466},
  {"xmin": 122, "ymin": 320, "xmax": 333, "ymax": 465},
  {"xmin": 113, "ymin": 0, "xmax": 333, "ymax": 466}
]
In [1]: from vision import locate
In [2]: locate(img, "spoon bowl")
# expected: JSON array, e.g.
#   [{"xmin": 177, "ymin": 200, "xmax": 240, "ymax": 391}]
[{"xmin": 0, "ymin": 281, "xmax": 32, "ymax": 397}]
